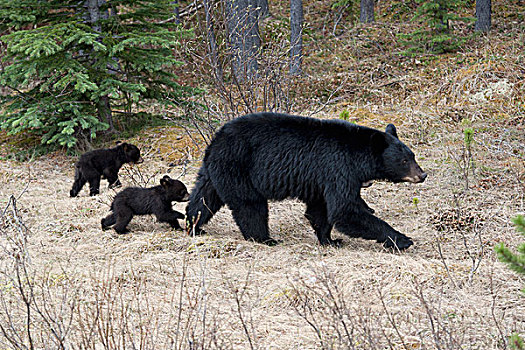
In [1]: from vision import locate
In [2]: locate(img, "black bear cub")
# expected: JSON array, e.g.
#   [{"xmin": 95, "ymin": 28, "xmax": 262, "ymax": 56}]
[
  {"xmin": 186, "ymin": 112, "xmax": 427, "ymax": 250},
  {"xmin": 101, "ymin": 175, "xmax": 189, "ymax": 234},
  {"xmin": 70, "ymin": 142, "xmax": 143, "ymax": 197}
]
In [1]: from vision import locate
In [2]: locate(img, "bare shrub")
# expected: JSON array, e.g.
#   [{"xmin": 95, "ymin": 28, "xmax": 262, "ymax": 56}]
[{"xmin": 176, "ymin": 0, "xmax": 305, "ymax": 146}]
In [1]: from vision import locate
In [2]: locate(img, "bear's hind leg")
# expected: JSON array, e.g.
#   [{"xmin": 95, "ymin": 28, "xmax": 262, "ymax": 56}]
[
  {"xmin": 230, "ymin": 201, "xmax": 276, "ymax": 245},
  {"xmin": 70, "ymin": 169, "xmax": 87, "ymax": 197},
  {"xmin": 101, "ymin": 213, "xmax": 116, "ymax": 230},
  {"xmin": 113, "ymin": 207, "xmax": 133, "ymax": 234},
  {"xmin": 305, "ymin": 201, "xmax": 340, "ymax": 246}
]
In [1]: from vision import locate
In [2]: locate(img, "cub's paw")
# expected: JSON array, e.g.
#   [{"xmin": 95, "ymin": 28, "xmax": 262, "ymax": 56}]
[
  {"xmin": 169, "ymin": 221, "xmax": 183, "ymax": 230},
  {"xmin": 187, "ymin": 227, "xmax": 207, "ymax": 236},
  {"xmin": 261, "ymin": 238, "xmax": 281, "ymax": 246},
  {"xmin": 114, "ymin": 228, "xmax": 130, "ymax": 235},
  {"xmin": 101, "ymin": 219, "xmax": 110, "ymax": 230},
  {"xmin": 320, "ymin": 238, "xmax": 344, "ymax": 247}
]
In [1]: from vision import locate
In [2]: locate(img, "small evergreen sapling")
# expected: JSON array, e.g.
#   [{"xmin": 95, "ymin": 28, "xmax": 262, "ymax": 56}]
[
  {"xmin": 495, "ymin": 215, "xmax": 525, "ymax": 350},
  {"xmin": 399, "ymin": 0, "xmax": 473, "ymax": 55},
  {"xmin": 495, "ymin": 215, "xmax": 525, "ymax": 279}
]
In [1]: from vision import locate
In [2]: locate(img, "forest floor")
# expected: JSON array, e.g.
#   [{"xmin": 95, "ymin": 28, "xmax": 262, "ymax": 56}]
[{"xmin": 1, "ymin": 1, "xmax": 525, "ymax": 349}]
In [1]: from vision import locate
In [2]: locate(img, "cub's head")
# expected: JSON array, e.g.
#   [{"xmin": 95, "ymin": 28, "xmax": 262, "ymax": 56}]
[
  {"xmin": 371, "ymin": 124, "xmax": 427, "ymax": 184},
  {"xmin": 160, "ymin": 175, "xmax": 190, "ymax": 202},
  {"xmin": 118, "ymin": 142, "xmax": 143, "ymax": 164}
]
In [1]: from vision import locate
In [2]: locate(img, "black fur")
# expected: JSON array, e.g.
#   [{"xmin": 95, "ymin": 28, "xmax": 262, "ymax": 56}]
[
  {"xmin": 70, "ymin": 143, "xmax": 143, "ymax": 197},
  {"xmin": 186, "ymin": 112, "xmax": 427, "ymax": 250},
  {"xmin": 101, "ymin": 175, "xmax": 189, "ymax": 234}
]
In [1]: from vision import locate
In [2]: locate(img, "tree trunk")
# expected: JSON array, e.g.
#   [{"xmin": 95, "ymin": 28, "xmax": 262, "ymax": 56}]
[
  {"xmin": 475, "ymin": 0, "xmax": 491, "ymax": 32},
  {"xmin": 225, "ymin": 0, "xmax": 260, "ymax": 82},
  {"xmin": 360, "ymin": 0, "xmax": 374, "ymax": 23},
  {"xmin": 83, "ymin": 0, "xmax": 115, "ymax": 133},
  {"xmin": 204, "ymin": 0, "xmax": 222, "ymax": 81},
  {"xmin": 171, "ymin": 0, "xmax": 181, "ymax": 24},
  {"xmin": 97, "ymin": 95, "xmax": 114, "ymax": 131},
  {"xmin": 257, "ymin": 0, "xmax": 270, "ymax": 19},
  {"xmin": 289, "ymin": 0, "xmax": 303, "ymax": 76},
  {"xmin": 83, "ymin": 0, "xmax": 108, "ymax": 32}
]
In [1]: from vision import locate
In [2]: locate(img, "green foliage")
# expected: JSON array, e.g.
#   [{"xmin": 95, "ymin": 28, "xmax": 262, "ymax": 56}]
[
  {"xmin": 331, "ymin": 0, "xmax": 360, "ymax": 24},
  {"xmin": 399, "ymin": 0, "xmax": 474, "ymax": 55},
  {"xmin": 339, "ymin": 109, "xmax": 350, "ymax": 120},
  {"xmin": 0, "ymin": 0, "xmax": 194, "ymax": 149},
  {"xmin": 495, "ymin": 215, "xmax": 525, "ymax": 348},
  {"xmin": 463, "ymin": 127, "xmax": 474, "ymax": 148},
  {"xmin": 495, "ymin": 215, "xmax": 525, "ymax": 277},
  {"xmin": 332, "ymin": 0, "xmax": 359, "ymax": 12},
  {"xmin": 510, "ymin": 333, "xmax": 524, "ymax": 350}
]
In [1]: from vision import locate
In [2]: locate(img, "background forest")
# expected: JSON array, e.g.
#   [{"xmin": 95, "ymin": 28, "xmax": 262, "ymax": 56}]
[{"xmin": 0, "ymin": 0, "xmax": 524, "ymax": 349}]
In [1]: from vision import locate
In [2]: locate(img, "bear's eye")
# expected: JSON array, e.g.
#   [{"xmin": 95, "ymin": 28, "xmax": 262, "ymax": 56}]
[{"xmin": 402, "ymin": 159, "xmax": 408, "ymax": 165}]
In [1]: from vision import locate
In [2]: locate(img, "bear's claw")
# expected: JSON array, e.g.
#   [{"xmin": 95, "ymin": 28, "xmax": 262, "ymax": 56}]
[{"xmin": 383, "ymin": 235, "xmax": 413, "ymax": 250}]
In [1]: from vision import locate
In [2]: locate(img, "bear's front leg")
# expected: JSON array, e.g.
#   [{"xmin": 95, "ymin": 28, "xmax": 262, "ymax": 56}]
[
  {"xmin": 156, "ymin": 210, "xmax": 184, "ymax": 230},
  {"xmin": 104, "ymin": 168, "xmax": 121, "ymax": 189},
  {"xmin": 333, "ymin": 210, "xmax": 413, "ymax": 250}
]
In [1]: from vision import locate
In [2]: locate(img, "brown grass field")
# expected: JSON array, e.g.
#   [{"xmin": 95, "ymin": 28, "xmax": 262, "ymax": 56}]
[
  {"xmin": 1, "ymin": 109, "xmax": 524, "ymax": 348},
  {"xmin": 1, "ymin": 1, "xmax": 525, "ymax": 349}
]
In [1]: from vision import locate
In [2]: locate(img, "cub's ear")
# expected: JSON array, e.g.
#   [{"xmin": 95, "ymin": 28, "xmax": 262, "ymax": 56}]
[
  {"xmin": 160, "ymin": 175, "xmax": 171, "ymax": 187},
  {"xmin": 370, "ymin": 131, "xmax": 388, "ymax": 154},
  {"xmin": 385, "ymin": 124, "xmax": 398, "ymax": 139}
]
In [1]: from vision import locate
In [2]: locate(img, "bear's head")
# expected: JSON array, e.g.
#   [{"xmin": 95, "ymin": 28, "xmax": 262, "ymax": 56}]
[
  {"xmin": 160, "ymin": 175, "xmax": 190, "ymax": 202},
  {"xmin": 117, "ymin": 142, "xmax": 143, "ymax": 164},
  {"xmin": 372, "ymin": 124, "xmax": 427, "ymax": 184}
]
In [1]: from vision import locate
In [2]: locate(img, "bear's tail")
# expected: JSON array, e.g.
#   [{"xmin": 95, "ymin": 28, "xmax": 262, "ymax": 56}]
[{"xmin": 185, "ymin": 165, "xmax": 224, "ymax": 235}]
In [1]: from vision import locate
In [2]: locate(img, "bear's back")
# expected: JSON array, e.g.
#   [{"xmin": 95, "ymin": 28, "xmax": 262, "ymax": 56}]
[{"xmin": 216, "ymin": 112, "xmax": 377, "ymax": 153}]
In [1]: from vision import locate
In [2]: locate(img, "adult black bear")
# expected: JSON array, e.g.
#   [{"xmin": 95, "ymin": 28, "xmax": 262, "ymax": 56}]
[
  {"xmin": 186, "ymin": 112, "xmax": 427, "ymax": 250},
  {"xmin": 70, "ymin": 143, "xmax": 143, "ymax": 197},
  {"xmin": 101, "ymin": 175, "xmax": 189, "ymax": 234}
]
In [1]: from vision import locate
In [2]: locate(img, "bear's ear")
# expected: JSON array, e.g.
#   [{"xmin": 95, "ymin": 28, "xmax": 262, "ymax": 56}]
[
  {"xmin": 385, "ymin": 124, "xmax": 398, "ymax": 139},
  {"xmin": 370, "ymin": 132, "xmax": 388, "ymax": 154}
]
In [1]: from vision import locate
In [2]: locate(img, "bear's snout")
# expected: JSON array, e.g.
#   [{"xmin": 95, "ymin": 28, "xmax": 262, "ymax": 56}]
[{"xmin": 402, "ymin": 163, "xmax": 427, "ymax": 183}]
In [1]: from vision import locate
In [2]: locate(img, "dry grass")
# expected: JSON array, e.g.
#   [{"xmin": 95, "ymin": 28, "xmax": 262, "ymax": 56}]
[
  {"xmin": 1, "ymin": 1, "xmax": 525, "ymax": 348},
  {"xmin": 0, "ymin": 105, "xmax": 524, "ymax": 348}
]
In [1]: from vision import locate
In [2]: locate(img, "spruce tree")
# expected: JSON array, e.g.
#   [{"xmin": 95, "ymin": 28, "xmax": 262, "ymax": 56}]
[
  {"xmin": 399, "ymin": 0, "xmax": 473, "ymax": 55},
  {"xmin": 0, "ymin": 0, "xmax": 193, "ymax": 149}
]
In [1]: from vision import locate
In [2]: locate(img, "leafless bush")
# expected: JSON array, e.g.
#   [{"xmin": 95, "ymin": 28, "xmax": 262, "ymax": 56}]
[
  {"xmin": 176, "ymin": 0, "xmax": 301, "ymax": 145},
  {"xmin": 221, "ymin": 266, "xmax": 260, "ymax": 350},
  {"xmin": 284, "ymin": 262, "xmax": 513, "ymax": 350},
  {"xmin": 286, "ymin": 264, "xmax": 389, "ymax": 349},
  {"xmin": 0, "ymin": 195, "xmax": 78, "ymax": 349},
  {"xmin": 431, "ymin": 193, "xmax": 492, "ymax": 287},
  {"xmin": 0, "ymin": 193, "xmax": 227, "ymax": 349}
]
